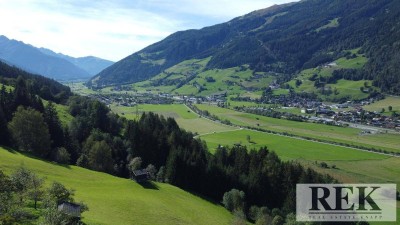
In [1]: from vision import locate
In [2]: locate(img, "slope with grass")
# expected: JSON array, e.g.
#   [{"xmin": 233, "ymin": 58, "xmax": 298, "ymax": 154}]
[
  {"xmin": 363, "ymin": 96, "xmax": 400, "ymax": 115},
  {"xmin": 285, "ymin": 49, "xmax": 372, "ymax": 101},
  {"xmin": 91, "ymin": 0, "xmax": 400, "ymax": 95},
  {"xmin": 128, "ymin": 58, "xmax": 277, "ymax": 96},
  {"xmin": 0, "ymin": 147, "xmax": 234, "ymax": 225}
]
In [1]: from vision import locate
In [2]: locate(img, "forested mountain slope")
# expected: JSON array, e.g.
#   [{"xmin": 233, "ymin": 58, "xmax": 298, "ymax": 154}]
[{"xmin": 91, "ymin": 0, "xmax": 400, "ymax": 94}]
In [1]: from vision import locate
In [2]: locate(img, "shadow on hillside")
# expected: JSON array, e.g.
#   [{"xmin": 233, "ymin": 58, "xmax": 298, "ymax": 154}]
[
  {"xmin": 0, "ymin": 146, "xmax": 72, "ymax": 169},
  {"xmin": 138, "ymin": 181, "xmax": 159, "ymax": 190},
  {"xmin": 1, "ymin": 145, "xmax": 17, "ymax": 153}
]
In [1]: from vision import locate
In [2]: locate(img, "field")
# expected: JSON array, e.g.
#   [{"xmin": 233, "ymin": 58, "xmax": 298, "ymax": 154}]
[
  {"xmin": 363, "ymin": 96, "xmax": 400, "ymax": 114},
  {"xmin": 109, "ymin": 103, "xmax": 400, "ymax": 184},
  {"xmin": 65, "ymin": 82, "xmax": 98, "ymax": 96},
  {"xmin": 111, "ymin": 104, "xmax": 234, "ymax": 135},
  {"xmin": 0, "ymin": 147, "xmax": 234, "ymax": 225},
  {"xmin": 195, "ymin": 104, "xmax": 400, "ymax": 153}
]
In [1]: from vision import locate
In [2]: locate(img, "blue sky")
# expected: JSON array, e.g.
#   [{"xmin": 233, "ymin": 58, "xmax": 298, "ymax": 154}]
[{"xmin": 0, "ymin": 0, "xmax": 295, "ymax": 61}]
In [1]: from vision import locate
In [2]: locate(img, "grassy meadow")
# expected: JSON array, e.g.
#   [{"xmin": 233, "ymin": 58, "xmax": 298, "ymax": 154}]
[
  {"xmin": 110, "ymin": 104, "xmax": 234, "ymax": 135},
  {"xmin": 0, "ymin": 147, "xmax": 234, "ymax": 225},
  {"xmin": 284, "ymin": 49, "xmax": 373, "ymax": 101},
  {"xmin": 363, "ymin": 96, "xmax": 400, "ymax": 114}
]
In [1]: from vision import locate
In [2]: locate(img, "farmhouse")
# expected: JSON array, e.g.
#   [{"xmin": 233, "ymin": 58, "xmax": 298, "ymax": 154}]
[
  {"xmin": 58, "ymin": 202, "xmax": 81, "ymax": 218},
  {"xmin": 133, "ymin": 169, "xmax": 149, "ymax": 183}
]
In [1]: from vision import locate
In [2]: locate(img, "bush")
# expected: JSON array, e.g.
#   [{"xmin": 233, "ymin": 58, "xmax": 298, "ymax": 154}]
[
  {"xmin": 222, "ymin": 189, "xmax": 246, "ymax": 212},
  {"xmin": 54, "ymin": 147, "xmax": 70, "ymax": 164},
  {"xmin": 320, "ymin": 162, "xmax": 328, "ymax": 168}
]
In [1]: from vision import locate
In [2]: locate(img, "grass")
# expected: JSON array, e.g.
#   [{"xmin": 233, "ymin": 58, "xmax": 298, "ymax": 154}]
[
  {"xmin": 195, "ymin": 104, "xmax": 400, "ymax": 153},
  {"xmin": 363, "ymin": 96, "xmax": 400, "ymax": 114},
  {"xmin": 285, "ymin": 49, "xmax": 372, "ymax": 101},
  {"xmin": 126, "ymin": 58, "xmax": 277, "ymax": 97},
  {"xmin": 111, "ymin": 104, "xmax": 197, "ymax": 120},
  {"xmin": 1, "ymin": 83, "xmax": 14, "ymax": 92},
  {"xmin": 54, "ymin": 103, "xmax": 74, "ymax": 126},
  {"xmin": 199, "ymin": 129, "xmax": 387, "ymax": 161},
  {"xmin": 316, "ymin": 18, "xmax": 339, "ymax": 32},
  {"xmin": 42, "ymin": 100, "xmax": 74, "ymax": 127},
  {"xmin": 111, "ymin": 104, "xmax": 234, "ymax": 135},
  {"xmin": 0, "ymin": 147, "xmax": 234, "ymax": 225},
  {"xmin": 65, "ymin": 82, "xmax": 97, "ymax": 96}
]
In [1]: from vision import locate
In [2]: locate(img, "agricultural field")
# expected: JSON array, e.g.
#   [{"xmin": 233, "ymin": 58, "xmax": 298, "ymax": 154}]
[
  {"xmin": 195, "ymin": 104, "xmax": 400, "ymax": 153},
  {"xmin": 199, "ymin": 129, "xmax": 386, "ymax": 161},
  {"xmin": 111, "ymin": 104, "xmax": 234, "ymax": 135},
  {"xmin": 65, "ymin": 82, "xmax": 98, "ymax": 96},
  {"xmin": 0, "ymin": 147, "xmax": 234, "ymax": 225}
]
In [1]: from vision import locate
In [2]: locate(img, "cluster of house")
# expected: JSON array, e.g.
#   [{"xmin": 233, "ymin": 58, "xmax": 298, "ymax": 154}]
[
  {"xmin": 304, "ymin": 104, "xmax": 400, "ymax": 131},
  {"xmin": 89, "ymin": 91, "xmax": 226, "ymax": 107},
  {"xmin": 262, "ymin": 94, "xmax": 323, "ymax": 109},
  {"xmin": 89, "ymin": 93, "xmax": 174, "ymax": 107}
]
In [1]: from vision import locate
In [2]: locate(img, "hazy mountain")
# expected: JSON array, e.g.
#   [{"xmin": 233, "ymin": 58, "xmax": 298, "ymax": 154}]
[
  {"xmin": 0, "ymin": 35, "xmax": 112, "ymax": 80},
  {"xmin": 90, "ymin": 0, "xmax": 400, "ymax": 94},
  {"xmin": 39, "ymin": 48, "xmax": 114, "ymax": 75}
]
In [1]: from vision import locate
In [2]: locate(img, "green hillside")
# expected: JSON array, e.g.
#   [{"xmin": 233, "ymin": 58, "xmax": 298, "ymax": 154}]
[
  {"xmin": 283, "ymin": 48, "xmax": 375, "ymax": 101},
  {"xmin": 91, "ymin": 0, "xmax": 400, "ymax": 95},
  {"xmin": 127, "ymin": 58, "xmax": 275, "ymax": 96},
  {"xmin": 0, "ymin": 147, "xmax": 233, "ymax": 225}
]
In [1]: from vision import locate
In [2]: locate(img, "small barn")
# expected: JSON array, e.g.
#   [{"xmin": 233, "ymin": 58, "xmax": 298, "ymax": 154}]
[
  {"xmin": 58, "ymin": 202, "xmax": 81, "ymax": 218},
  {"xmin": 133, "ymin": 169, "xmax": 148, "ymax": 183}
]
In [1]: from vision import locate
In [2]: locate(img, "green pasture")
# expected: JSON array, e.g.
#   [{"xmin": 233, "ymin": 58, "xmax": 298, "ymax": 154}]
[
  {"xmin": 111, "ymin": 104, "xmax": 234, "ymax": 135},
  {"xmin": 363, "ymin": 96, "xmax": 400, "ymax": 114},
  {"xmin": 0, "ymin": 147, "xmax": 234, "ymax": 225},
  {"xmin": 199, "ymin": 129, "xmax": 386, "ymax": 160}
]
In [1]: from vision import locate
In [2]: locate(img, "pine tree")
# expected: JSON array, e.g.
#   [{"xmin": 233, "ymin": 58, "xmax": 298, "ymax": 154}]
[{"xmin": 44, "ymin": 102, "xmax": 64, "ymax": 149}]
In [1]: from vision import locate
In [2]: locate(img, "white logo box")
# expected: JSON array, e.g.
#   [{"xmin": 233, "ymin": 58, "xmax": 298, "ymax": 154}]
[{"xmin": 296, "ymin": 184, "xmax": 397, "ymax": 222}]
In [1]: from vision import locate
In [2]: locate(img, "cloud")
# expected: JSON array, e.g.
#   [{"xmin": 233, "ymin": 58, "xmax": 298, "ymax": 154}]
[{"xmin": 0, "ymin": 0, "xmax": 296, "ymax": 61}]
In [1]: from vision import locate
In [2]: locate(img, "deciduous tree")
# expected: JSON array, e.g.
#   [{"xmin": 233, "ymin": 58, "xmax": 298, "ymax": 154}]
[{"xmin": 8, "ymin": 107, "xmax": 51, "ymax": 157}]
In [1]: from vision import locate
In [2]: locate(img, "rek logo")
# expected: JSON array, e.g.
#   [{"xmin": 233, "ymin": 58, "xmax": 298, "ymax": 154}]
[
  {"xmin": 310, "ymin": 186, "xmax": 380, "ymax": 211},
  {"xmin": 296, "ymin": 184, "xmax": 396, "ymax": 222}
]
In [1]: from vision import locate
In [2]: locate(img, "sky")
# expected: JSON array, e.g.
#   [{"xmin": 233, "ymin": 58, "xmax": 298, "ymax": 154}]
[{"xmin": 0, "ymin": 0, "xmax": 295, "ymax": 61}]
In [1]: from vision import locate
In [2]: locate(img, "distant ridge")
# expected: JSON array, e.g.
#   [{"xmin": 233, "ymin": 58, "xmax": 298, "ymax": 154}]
[
  {"xmin": 39, "ymin": 48, "xmax": 114, "ymax": 75},
  {"xmin": 0, "ymin": 35, "xmax": 113, "ymax": 80}
]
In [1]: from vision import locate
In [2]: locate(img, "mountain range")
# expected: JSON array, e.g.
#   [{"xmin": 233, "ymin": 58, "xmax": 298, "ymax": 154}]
[
  {"xmin": 0, "ymin": 35, "xmax": 113, "ymax": 80},
  {"xmin": 90, "ymin": 0, "xmax": 400, "ymax": 94}
]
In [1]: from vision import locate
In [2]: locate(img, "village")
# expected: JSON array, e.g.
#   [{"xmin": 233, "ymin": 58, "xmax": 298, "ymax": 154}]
[{"xmin": 88, "ymin": 88, "xmax": 400, "ymax": 134}]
